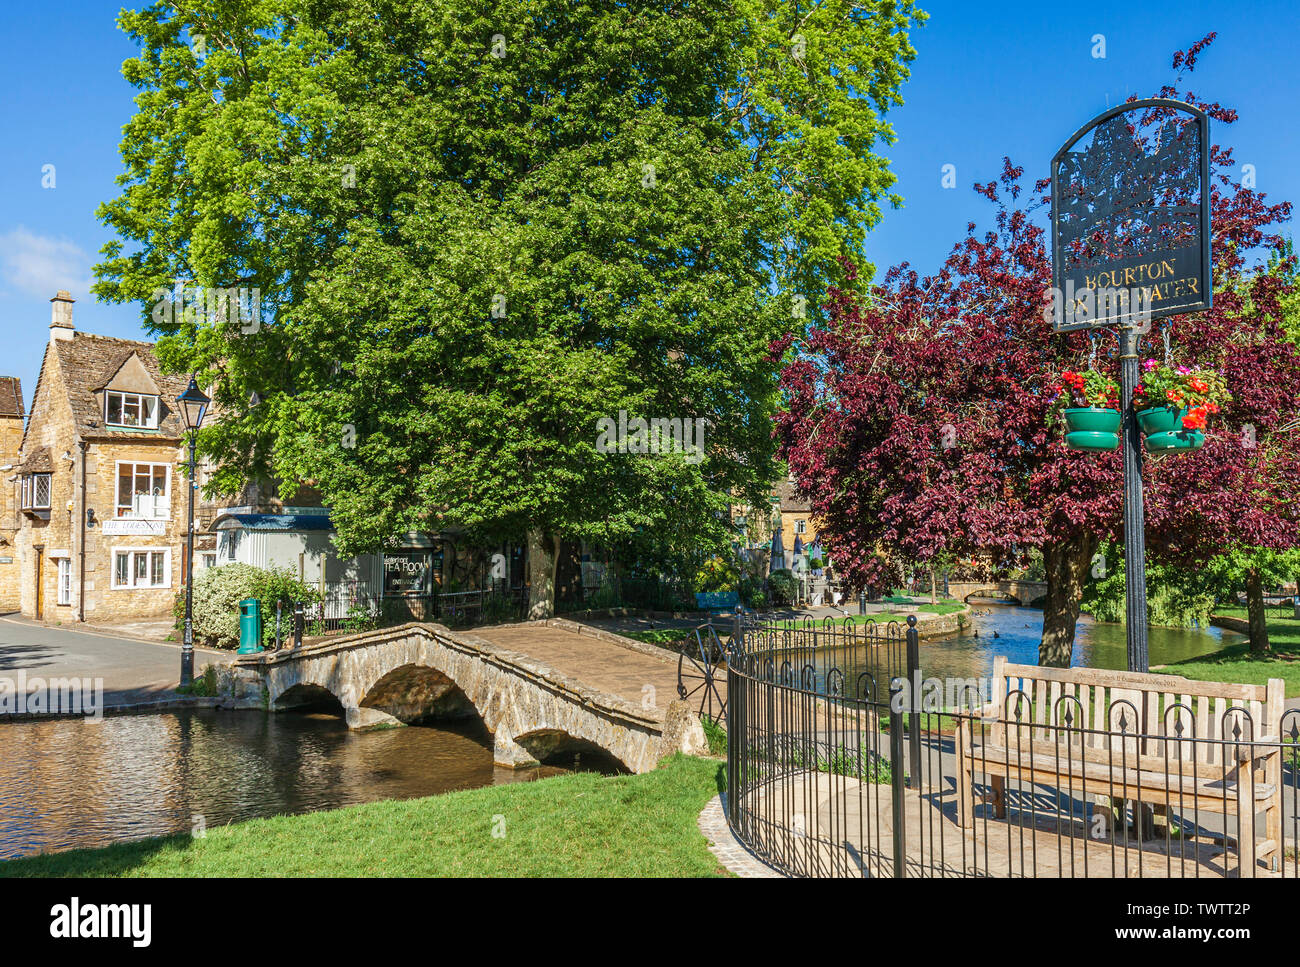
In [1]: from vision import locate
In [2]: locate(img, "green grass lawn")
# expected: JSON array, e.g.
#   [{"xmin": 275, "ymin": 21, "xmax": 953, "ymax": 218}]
[
  {"xmin": 0, "ymin": 755, "xmax": 728, "ymax": 878},
  {"xmin": 1154, "ymin": 605, "xmax": 1300, "ymax": 697},
  {"xmin": 917, "ymin": 602, "xmax": 968, "ymax": 615}
]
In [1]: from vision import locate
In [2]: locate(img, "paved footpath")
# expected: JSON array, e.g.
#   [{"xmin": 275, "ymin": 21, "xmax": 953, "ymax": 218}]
[
  {"xmin": 471, "ymin": 621, "xmax": 720, "ymax": 717},
  {"xmin": 0, "ymin": 615, "xmax": 226, "ymax": 708}
]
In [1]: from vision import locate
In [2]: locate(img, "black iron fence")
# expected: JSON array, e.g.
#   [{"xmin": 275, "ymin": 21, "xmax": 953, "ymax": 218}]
[{"xmin": 726, "ymin": 614, "xmax": 1300, "ymax": 878}]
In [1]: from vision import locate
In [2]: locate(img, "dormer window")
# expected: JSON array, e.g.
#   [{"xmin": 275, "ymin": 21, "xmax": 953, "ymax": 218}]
[
  {"xmin": 106, "ymin": 391, "xmax": 159, "ymax": 429},
  {"xmin": 20, "ymin": 473, "xmax": 51, "ymax": 511}
]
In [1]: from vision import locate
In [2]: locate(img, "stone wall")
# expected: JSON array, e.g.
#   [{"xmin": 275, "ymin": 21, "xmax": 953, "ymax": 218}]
[
  {"xmin": 79, "ymin": 440, "xmax": 187, "ymax": 621},
  {"xmin": 0, "ymin": 414, "xmax": 23, "ymax": 612},
  {"xmin": 13, "ymin": 355, "xmax": 76, "ymax": 620}
]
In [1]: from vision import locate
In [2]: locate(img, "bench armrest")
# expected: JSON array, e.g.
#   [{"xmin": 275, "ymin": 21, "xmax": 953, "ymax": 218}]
[
  {"xmin": 955, "ymin": 702, "xmax": 1002, "ymax": 723},
  {"xmin": 1233, "ymin": 741, "xmax": 1281, "ymax": 765}
]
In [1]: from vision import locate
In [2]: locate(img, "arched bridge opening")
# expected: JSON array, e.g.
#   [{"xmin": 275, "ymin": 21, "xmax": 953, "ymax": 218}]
[
  {"xmin": 275, "ymin": 683, "xmax": 347, "ymax": 717},
  {"xmin": 360, "ymin": 664, "xmax": 483, "ymax": 726},
  {"xmin": 512, "ymin": 729, "xmax": 630, "ymax": 775},
  {"xmin": 962, "ymin": 590, "xmax": 1022, "ymax": 606}
]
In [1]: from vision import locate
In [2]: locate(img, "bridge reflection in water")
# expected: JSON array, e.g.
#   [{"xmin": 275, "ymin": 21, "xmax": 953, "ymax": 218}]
[{"xmin": 0, "ymin": 708, "xmax": 624, "ymax": 860}]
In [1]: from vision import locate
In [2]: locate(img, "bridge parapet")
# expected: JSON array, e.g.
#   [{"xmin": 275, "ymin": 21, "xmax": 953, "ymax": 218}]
[
  {"xmin": 221, "ymin": 621, "xmax": 706, "ymax": 774},
  {"xmin": 944, "ymin": 580, "xmax": 1048, "ymax": 606}
]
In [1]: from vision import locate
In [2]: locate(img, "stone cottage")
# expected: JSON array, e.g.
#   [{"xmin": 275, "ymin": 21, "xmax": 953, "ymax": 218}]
[{"xmin": 11, "ymin": 292, "xmax": 216, "ymax": 621}]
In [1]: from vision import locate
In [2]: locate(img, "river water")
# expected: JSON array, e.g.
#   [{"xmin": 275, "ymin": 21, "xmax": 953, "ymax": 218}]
[
  {"xmin": 0, "ymin": 604, "xmax": 1239, "ymax": 862},
  {"xmin": 916, "ymin": 602, "xmax": 1243, "ymax": 682},
  {"xmin": 0, "ymin": 711, "xmax": 594, "ymax": 861}
]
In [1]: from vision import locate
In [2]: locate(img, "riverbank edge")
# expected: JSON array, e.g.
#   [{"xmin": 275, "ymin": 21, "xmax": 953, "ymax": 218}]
[
  {"xmin": 0, "ymin": 753, "xmax": 729, "ymax": 877},
  {"xmin": 0, "ymin": 694, "xmax": 222, "ymax": 724},
  {"xmin": 1209, "ymin": 614, "xmax": 1251, "ymax": 635}
]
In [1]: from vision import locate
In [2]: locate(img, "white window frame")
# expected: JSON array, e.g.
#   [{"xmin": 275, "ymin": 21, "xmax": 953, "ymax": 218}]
[
  {"xmin": 57, "ymin": 558, "xmax": 73, "ymax": 605},
  {"xmin": 20, "ymin": 473, "xmax": 52, "ymax": 510},
  {"xmin": 114, "ymin": 461, "xmax": 172, "ymax": 520},
  {"xmin": 217, "ymin": 531, "xmax": 240, "ymax": 563},
  {"xmin": 111, "ymin": 547, "xmax": 172, "ymax": 590},
  {"xmin": 795, "ymin": 520, "xmax": 807, "ymax": 534},
  {"xmin": 105, "ymin": 390, "xmax": 160, "ymax": 429}
]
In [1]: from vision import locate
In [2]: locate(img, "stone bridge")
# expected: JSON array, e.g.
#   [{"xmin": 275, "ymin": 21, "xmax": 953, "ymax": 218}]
[
  {"xmin": 944, "ymin": 579, "xmax": 1047, "ymax": 606},
  {"xmin": 219, "ymin": 620, "xmax": 706, "ymax": 774}
]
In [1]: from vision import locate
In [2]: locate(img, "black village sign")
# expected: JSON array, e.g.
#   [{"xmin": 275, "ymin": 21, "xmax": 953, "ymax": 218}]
[{"xmin": 1050, "ymin": 98, "xmax": 1211, "ymax": 332}]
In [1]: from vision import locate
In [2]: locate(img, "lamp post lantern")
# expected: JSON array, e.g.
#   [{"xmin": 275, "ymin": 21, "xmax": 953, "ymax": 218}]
[{"xmin": 176, "ymin": 377, "xmax": 210, "ymax": 688}]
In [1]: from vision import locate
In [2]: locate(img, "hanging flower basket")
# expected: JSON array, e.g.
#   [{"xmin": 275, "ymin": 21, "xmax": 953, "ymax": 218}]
[
  {"xmin": 1132, "ymin": 360, "xmax": 1230, "ymax": 455},
  {"xmin": 1145, "ymin": 428, "xmax": 1205, "ymax": 452},
  {"xmin": 1064, "ymin": 407, "xmax": 1122, "ymax": 433},
  {"xmin": 1052, "ymin": 369, "xmax": 1121, "ymax": 453},
  {"xmin": 1136, "ymin": 404, "xmax": 1185, "ymax": 435},
  {"xmin": 1065, "ymin": 429, "xmax": 1120, "ymax": 452}
]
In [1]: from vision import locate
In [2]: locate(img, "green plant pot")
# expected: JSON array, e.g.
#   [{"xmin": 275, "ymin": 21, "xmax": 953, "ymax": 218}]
[
  {"xmin": 1063, "ymin": 407, "xmax": 1122, "ymax": 433},
  {"xmin": 1145, "ymin": 429, "xmax": 1205, "ymax": 453},
  {"xmin": 1065, "ymin": 430, "xmax": 1120, "ymax": 452},
  {"xmin": 1136, "ymin": 405, "xmax": 1186, "ymax": 435}
]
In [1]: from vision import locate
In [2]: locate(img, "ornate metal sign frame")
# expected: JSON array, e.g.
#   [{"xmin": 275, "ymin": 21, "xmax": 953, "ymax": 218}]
[{"xmin": 1050, "ymin": 98, "xmax": 1211, "ymax": 332}]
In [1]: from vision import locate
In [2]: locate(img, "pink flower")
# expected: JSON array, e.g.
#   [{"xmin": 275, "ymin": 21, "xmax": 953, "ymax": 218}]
[
  {"xmin": 1176, "ymin": 365, "xmax": 1191, "ymax": 375},
  {"xmin": 1142, "ymin": 359, "xmax": 1158, "ymax": 371}
]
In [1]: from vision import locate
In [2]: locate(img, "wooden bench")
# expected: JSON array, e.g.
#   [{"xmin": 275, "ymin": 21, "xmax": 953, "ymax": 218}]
[{"xmin": 956, "ymin": 657, "xmax": 1286, "ymax": 873}]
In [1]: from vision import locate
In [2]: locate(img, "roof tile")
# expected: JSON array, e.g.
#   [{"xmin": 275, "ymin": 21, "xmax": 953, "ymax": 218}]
[
  {"xmin": 54, "ymin": 335, "xmax": 193, "ymax": 441},
  {"xmin": 0, "ymin": 376, "xmax": 23, "ymax": 419}
]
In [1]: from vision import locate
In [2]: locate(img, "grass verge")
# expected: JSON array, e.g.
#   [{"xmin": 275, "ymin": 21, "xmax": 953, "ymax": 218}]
[
  {"xmin": 1155, "ymin": 605, "xmax": 1300, "ymax": 696},
  {"xmin": 0, "ymin": 754, "xmax": 728, "ymax": 878}
]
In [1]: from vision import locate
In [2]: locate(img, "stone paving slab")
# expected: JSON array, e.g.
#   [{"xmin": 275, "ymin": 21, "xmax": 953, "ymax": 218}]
[
  {"xmin": 474, "ymin": 621, "xmax": 723, "ymax": 717},
  {"xmin": 736, "ymin": 771, "xmax": 1279, "ymax": 878},
  {"xmin": 698, "ymin": 794, "xmax": 785, "ymax": 878}
]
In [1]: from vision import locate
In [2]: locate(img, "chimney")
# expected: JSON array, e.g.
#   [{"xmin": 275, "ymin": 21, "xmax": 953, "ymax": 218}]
[{"xmin": 50, "ymin": 291, "xmax": 75, "ymax": 342}]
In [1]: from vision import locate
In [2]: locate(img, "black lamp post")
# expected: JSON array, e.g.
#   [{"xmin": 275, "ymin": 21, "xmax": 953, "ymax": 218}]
[{"xmin": 176, "ymin": 377, "xmax": 210, "ymax": 688}]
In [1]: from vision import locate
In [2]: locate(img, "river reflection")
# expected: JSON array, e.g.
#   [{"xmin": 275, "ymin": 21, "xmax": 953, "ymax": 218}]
[
  {"xmin": 0, "ymin": 710, "xmax": 589, "ymax": 860},
  {"xmin": 915, "ymin": 603, "xmax": 1244, "ymax": 683},
  {"xmin": 787, "ymin": 604, "xmax": 1244, "ymax": 699}
]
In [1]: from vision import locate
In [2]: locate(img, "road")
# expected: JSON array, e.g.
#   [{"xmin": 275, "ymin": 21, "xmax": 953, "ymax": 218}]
[{"xmin": 0, "ymin": 615, "xmax": 227, "ymax": 709}]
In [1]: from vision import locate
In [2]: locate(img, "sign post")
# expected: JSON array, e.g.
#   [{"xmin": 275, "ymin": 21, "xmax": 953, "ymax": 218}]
[{"xmin": 1050, "ymin": 99, "xmax": 1211, "ymax": 673}]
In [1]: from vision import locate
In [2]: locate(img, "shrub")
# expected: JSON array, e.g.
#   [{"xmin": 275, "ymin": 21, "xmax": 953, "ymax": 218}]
[
  {"xmin": 739, "ymin": 575, "xmax": 767, "ymax": 610},
  {"xmin": 768, "ymin": 569, "xmax": 797, "ymax": 607},
  {"xmin": 252, "ymin": 567, "xmax": 323, "ymax": 647},
  {"xmin": 176, "ymin": 564, "xmax": 321, "ymax": 649},
  {"xmin": 586, "ymin": 579, "xmax": 623, "ymax": 610},
  {"xmin": 693, "ymin": 555, "xmax": 737, "ymax": 594}
]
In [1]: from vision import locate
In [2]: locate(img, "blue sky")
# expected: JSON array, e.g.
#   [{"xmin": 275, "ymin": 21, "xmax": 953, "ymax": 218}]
[{"xmin": 1, "ymin": 1, "xmax": 1297, "ymax": 410}]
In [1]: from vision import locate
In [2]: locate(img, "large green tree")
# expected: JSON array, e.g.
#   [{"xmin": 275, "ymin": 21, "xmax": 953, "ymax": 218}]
[{"xmin": 95, "ymin": 0, "xmax": 923, "ymax": 615}]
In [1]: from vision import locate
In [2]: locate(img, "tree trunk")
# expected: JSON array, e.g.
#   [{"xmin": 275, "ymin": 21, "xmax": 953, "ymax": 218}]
[
  {"xmin": 1293, "ymin": 574, "xmax": 1299, "ymax": 620},
  {"xmin": 1245, "ymin": 566, "xmax": 1270, "ymax": 656},
  {"xmin": 929, "ymin": 568, "xmax": 937, "ymax": 605},
  {"xmin": 526, "ymin": 527, "xmax": 560, "ymax": 619},
  {"xmin": 1039, "ymin": 533, "xmax": 1097, "ymax": 668}
]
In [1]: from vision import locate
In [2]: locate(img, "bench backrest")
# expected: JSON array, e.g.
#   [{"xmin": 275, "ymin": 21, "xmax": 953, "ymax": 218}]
[{"xmin": 989, "ymin": 656, "xmax": 1285, "ymax": 767}]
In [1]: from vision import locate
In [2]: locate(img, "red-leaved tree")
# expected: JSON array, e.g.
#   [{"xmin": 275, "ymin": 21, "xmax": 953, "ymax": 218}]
[{"xmin": 775, "ymin": 34, "xmax": 1300, "ymax": 665}]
